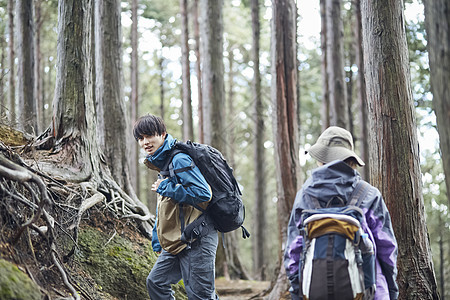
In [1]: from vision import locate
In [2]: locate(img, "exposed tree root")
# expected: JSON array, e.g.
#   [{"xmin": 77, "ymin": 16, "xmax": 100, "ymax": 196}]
[{"xmin": 0, "ymin": 140, "xmax": 155, "ymax": 299}]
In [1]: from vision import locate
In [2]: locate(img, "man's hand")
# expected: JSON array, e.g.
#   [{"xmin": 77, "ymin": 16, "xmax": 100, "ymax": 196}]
[{"xmin": 151, "ymin": 178, "xmax": 165, "ymax": 192}]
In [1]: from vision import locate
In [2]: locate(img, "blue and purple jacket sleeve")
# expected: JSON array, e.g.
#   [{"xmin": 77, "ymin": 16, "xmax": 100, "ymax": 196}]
[
  {"xmin": 284, "ymin": 193, "xmax": 305, "ymax": 300},
  {"xmin": 364, "ymin": 190, "xmax": 399, "ymax": 300},
  {"xmin": 156, "ymin": 153, "xmax": 212, "ymax": 205}
]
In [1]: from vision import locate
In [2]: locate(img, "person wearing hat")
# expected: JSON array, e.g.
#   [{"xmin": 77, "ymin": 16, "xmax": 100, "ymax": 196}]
[{"xmin": 283, "ymin": 126, "xmax": 399, "ymax": 300}]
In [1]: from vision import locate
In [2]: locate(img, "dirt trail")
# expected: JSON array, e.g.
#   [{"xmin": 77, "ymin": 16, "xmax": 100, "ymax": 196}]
[{"xmin": 215, "ymin": 278, "xmax": 270, "ymax": 300}]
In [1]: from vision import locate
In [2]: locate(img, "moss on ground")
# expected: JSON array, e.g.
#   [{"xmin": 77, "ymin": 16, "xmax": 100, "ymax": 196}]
[
  {"xmin": 76, "ymin": 226, "xmax": 187, "ymax": 300},
  {"xmin": 0, "ymin": 259, "xmax": 42, "ymax": 300}
]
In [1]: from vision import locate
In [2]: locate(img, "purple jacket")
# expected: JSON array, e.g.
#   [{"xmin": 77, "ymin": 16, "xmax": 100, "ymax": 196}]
[{"xmin": 284, "ymin": 160, "xmax": 398, "ymax": 300}]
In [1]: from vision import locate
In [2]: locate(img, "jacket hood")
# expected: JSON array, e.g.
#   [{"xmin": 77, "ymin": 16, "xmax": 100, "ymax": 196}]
[
  {"xmin": 147, "ymin": 134, "xmax": 177, "ymax": 169},
  {"xmin": 302, "ymin": 160, "xmax": 361, "ymax": 206}
]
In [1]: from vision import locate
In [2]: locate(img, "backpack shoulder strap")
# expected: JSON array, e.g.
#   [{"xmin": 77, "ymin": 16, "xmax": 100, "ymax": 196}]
[
  {"xmin": 159, "ymin": 148, "xmax": 195, "ymax": 178},
  {"xmin": 348, "ymin": 180, "xmax": 371, "ymax": 207}
]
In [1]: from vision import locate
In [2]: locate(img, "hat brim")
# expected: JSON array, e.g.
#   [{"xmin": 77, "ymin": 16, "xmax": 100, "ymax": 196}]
[{"xmin": 306, "ymin": 143, "xmax": 365, "ymax": 166}]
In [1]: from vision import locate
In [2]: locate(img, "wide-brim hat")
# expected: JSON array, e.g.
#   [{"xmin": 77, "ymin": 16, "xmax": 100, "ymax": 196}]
[{"xmin": 306, "ymin": 126, "xmax": 365, "ymax": 166}]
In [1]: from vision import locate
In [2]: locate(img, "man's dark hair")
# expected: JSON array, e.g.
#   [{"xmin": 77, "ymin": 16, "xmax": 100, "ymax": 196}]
[{"xmin": 133, "ymin": 114, "xmax": 166, "ymax": 141}]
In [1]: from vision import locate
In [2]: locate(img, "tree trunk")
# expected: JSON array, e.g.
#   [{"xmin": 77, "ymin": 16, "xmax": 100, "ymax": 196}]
[
  {"xmin": 361, "ymin": 0, "xmax": 439, "ymax": 298},
  {"xmin": 345, "ymin": 4, "xmax": 354, "ymax": 137},
  {"xmin": 199, "ymin": 0, "xmax": 224, "ymax": 149},
  {"xmin": 424, "ymin": 0, "xmax": 450, "ymax": 209},
  {"xmin": 49, "ymin": 0, "xmax": 98, "ymax": 181},
  {"xmin": 180, "ymin": 0, "xmax": 194, "ymax": 141},
  {"xmin": 8, "ymin": 0, "xmax": 15, "ymax": 123},
  {"xmin": 34, "ymin": 0, "xmax": 44, "ymax": 133},
  {"xmin": 221, "ymin": 45, "xmax": 250, "ymax": 281},
  {"xmin": 16, "ymin": 0, "xmax": 36, "ymax": 134},
  {"xmin": 326, "ymin": 0, "xmax": 348, "ymax": 129},
  {"xmin": 251, "ymin": 0, "xmax": 266, "ymax": 282},
  {"xmin": 438, "ymin": 214, "xmax": 445, "ymax": 299},
  {"xmin": 199, "ymin": 0, "xmax": 226, "ymax": 277},
  {"xmin": 268, "ymin": 0, "xmax": 300, "ymax": 298},
  {"xmin": 159, "ymin": 53, "xmax": 165, "ymax": 119},
  {"xmin": 43, "ymin": 0, "xmax": 152, "ymax": 238},
  {"xmin": 193, "ymin": 0, "xmax": 203, "ymax": 143},
  {"xmin": 95, "ymin": 0, "xmax": 136, "ymax": 199},
  {"xmin": 130, "ymin": 0, "xmax": 139, "ymax": 193},
  {"xmin": 0, "ymin": 27, "xmax": 5, "ymax": 119},
  {"xmin": 320, "ymin": 0, "xmax": 330, "ymax": 131},
  {"xmin": 353, "ymin": 0, "xmax": 369, "ymax": 180}
]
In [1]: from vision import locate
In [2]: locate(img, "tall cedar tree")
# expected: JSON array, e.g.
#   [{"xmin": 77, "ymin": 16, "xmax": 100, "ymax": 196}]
[
  {"xmin": 16, "ymin": 0, "xmax": 36, "ymax": 134},
  {"xmin": 326, "ymin": 0, "xmax": 348, "ymax": 129},
  {"xmin": 199, "ymin": 0, "xmax": 228, "ymax": 276},
  {"xmin": 130, "ymin": 0, "xmax": 139, "ymax": 192},
  {"xmin": 353, "ymin": 0, "xmax": 369, "ymax": 180},
  {"xmin": 95, "ymin": 0, "xmax": 136, "ymax": 199},
  {"xmin": 180, "ymin": 0, "xmax": 194, "ymax": 141},
  {"xmin": 0, "ymin": 25, "xmax": 4, "ymax": 118},
  {"xmin": 251, "ymin": 0, "xmax": 266, "ymax": 281},
  {"xmin": 8, "ymin": 0, "xmax": 15, "ymax": 122},
  {"xmin": 361, "ymin": 0, "xmax": 439, "ymax": 298},
  {"xmin": 267, "ymin": 0, "xmax": 300, "ymax": 298},
  {"xmin": 320, "ymin": 0, "xmax": 330, "ymax": 131},
  {"xmin": 42, "ymin": 0, "xmax": 151, "ymax": 236},
  {"xmin": 34, "ymin": 0, "xmax": 44, "ymax": 133},
  {"xmin": 424, "ymin": 0, "xmax": 450, "ymax": 209},
  {"xmin": 193, "ymin": 0, "xmax": 203, "ymax": 143},
  {"xmin": 200, "ymin": 0, "xmax": 224, "ymax": 148}
]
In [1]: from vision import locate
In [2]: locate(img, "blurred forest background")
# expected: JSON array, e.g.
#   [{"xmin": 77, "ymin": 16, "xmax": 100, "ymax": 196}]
[{"xmin": 0, "ymin": 0, "xmax": 448, "ymax": 299}]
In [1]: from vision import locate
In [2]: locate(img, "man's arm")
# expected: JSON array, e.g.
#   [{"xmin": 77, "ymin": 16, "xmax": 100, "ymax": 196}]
[{"xmin": 156, "ymin": 154, "xmax": 212, "ymax": 205}]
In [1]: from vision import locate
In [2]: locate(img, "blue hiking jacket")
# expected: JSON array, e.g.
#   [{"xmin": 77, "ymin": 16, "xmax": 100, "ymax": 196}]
[
  {"xmin": 284, "ymin": 160, "xmax": 398, "ymax": 300},
  {"xmin": 146, "ymin": 134, "xmax": 212, "ymax": 252}
]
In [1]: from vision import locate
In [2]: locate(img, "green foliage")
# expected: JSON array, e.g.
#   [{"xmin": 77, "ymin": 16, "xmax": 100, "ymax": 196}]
[
  {"xmin": 0, "ymin": 259, "xmax": 42, "ymax": 300},
  {"xmin": 405, "ymin": 3, "xmax": 431, "ymax": 111},
  {"xmin": 420, "ymin": 147, "xmax": 450, "ymax": 299}
]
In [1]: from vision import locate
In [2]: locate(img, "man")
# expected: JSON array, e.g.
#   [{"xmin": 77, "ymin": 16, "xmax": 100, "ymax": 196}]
[
  {"xmin": 284, "ymin": 126, "xmax": 398, "ymax": 300},
  {"xmin": 133, "ymin": 114, "xmax": 219, "ymax": 300}
]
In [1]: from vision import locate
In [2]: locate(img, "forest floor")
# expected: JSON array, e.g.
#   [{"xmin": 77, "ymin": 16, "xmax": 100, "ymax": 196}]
[{"xmin": 215, "ymin": 278, "xmax": 271, "ymax": 300}]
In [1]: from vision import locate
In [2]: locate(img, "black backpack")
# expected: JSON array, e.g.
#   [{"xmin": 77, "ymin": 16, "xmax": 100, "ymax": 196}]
[{"xmin": 160, "ymin": 140, "xmax": 250, "ymax": 243}]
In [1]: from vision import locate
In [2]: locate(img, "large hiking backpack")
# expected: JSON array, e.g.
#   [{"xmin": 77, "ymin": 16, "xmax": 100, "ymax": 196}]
[
  {"xmin": 299, "ymin": 181, "xmax": 376, "ymax": 300},
  {"xmin": 160, "ymin": 140, "xmax": 250, "ymax": 243}
]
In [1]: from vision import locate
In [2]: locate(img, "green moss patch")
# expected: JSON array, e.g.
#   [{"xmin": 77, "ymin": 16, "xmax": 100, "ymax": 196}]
[
  {"xmin": 76, "ymin": 226, "xmax": 187, "ymax": 299},
  {"xmin": 0, "ymin": 259, "xmax": 42, "ymax": 300}
]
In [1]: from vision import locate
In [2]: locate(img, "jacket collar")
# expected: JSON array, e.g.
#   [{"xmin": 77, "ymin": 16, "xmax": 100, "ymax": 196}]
[{"xmin": 147, "ymin": 134, "xmax": 177, "ymax": 169}]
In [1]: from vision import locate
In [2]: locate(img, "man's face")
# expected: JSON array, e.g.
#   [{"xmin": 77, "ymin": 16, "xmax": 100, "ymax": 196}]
[{"xmin": 138, "ymin": 133, "xmax": 166, "ymax": 156}]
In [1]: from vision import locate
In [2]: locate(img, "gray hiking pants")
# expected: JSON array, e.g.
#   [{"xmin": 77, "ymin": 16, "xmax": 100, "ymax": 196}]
[{"xmin": 146, "ymin": 230, "xmax": 219, "ymax": 300}]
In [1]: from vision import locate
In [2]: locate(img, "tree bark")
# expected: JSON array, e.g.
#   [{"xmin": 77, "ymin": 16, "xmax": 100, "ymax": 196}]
[
  {"xmin": 199, "ymin": 0, "xmax": 227, "ymax": 277},
  {"xmin": 326, "ymin": 0, "xmax": 348, "ymax": 129},
  {"xmin": 159, "ymin": 53, "xmax": 165, "ymax": 119},
  {"xmin": 345, "ymin": 4, "xmax": 354, "ymax": 137},
  {"xmin": 50, "ymin": 0, "xmax": 98, "ymax": 181},
  {"xmin": 0, "ymin": 26, "xmax": 5, "ymax": 119},
  {"xmin": 320, "ymin": 0, "xmax": 330, "ymax": 131},
  {"xmin": 95, "ymin": 0, "xmax": 136, "ymax": 199},
  {"xmin": 199, "ymin": 0, "xmax": 224, "ymax": 149},
  {"xmin": 180, "ymin": 0, "xmax": 194, "ymax": 141},
  {"xmin": 34, "ymin": 0, "xmax": 44, "ymax": 133},
  {"xmin": 353, "ymin": 0, "xmax": 369, "ymax": 180},
  {"xmin": 268, "ymin": 0, "xmax": 300, "ymax": 298},
  {"xmin": 16, "ymin": 0, "xmax": 36, "ymax": 134},
  {"xmin": 8, "ymin": 0, "xmax": 15, "ymax": 122},
  {"xmin": 424, "ymin": 0, "xmax": 450, "ymax": 209},
  {"xmin": 193, "ymin": 0, "xmax": 203, "ymax": 143},
  {"xmin": 251, "ymin": 0, "xmax": 266, "ymax": 281},
  {"xmin": 361, "ymin": 0, "xmax": 439, "ymax": 298},
  {"xmin": 130, "ymin": 0, "xmax": 139, "ymax": 193}
]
